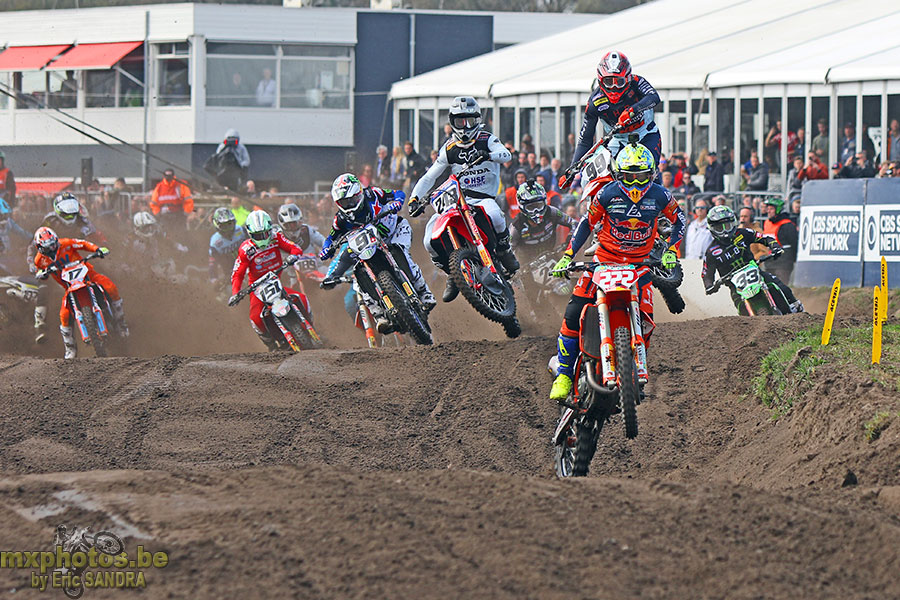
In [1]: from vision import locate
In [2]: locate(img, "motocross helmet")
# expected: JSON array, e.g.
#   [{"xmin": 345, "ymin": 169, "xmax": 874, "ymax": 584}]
[
  {"xmin": 614, "ymin": 143, "xmax": 655, "ymax": 203},
  {"xmin": 212, "ymin": 207, "xmax": 237, "ymax": 237},
  {"xmin": 34, "ymin": 226, "xmax": 59, "ymax": 256},
  {"xmin": 53, "ymin": 192, "xmax": 81, "ymax": 224},
  {"xmin": 764, "ymin": 197, "xmax": 785, "ymax": 214},
  {"xmin": 597, "ymin": 50, "xmax": 632, "ymax": 103},
  {"xmin": 277, "ymin": 203, "xmax": 303, "ymax": 235},
  {"xmin": 133, "ymin": 211, "xmax": 159, "ymax": 238},
  {"xmin": 707, "ymin": 205, "xmax": 738, "ymax": 241},
  {"xmin": 331, "ymin": 173, "xmax": 364, "ymax": 217},
  {"xmin": 245, "ymin": 210, "xmax": 274, "ymax": 248},
  {"xmin": 448, "ymin": 96, "xmax": 483, "ymax": 144},
  {"xmin": 517, "ymin": 179, "xmax": 548, "ymax": 224}
]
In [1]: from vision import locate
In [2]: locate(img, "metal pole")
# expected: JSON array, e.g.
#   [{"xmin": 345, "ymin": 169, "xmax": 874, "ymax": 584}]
[{"xmin": 142, "ymin": 10, "xmax": 150, "ymax": 192}]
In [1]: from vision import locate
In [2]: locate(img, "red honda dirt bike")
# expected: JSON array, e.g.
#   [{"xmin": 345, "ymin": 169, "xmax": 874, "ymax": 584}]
[
  {"xmin": 39, "ymin": 251, "xmax": 122, "ymax": 358},
  {"xmin": 551, "ymin": 256, "xmax": 662, "ymax": 478},
  {"xmin": 417, "ymin": 162, "xmax": 520, "ymax": 338},
  {"xmin": 228, "ymin": 256, "xmax": 323, "ymax": 352}
]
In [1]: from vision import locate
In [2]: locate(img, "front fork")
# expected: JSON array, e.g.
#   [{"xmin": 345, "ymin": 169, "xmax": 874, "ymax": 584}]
[
  {"xmin": 592, "ymin": 286, "xmax": 648, "ymax": 387},
  {"xmin": 451, "ymin": 198, "xmax": 498, "ymax": 275},
  {"xmin": 70, "ymin": 287, "xmax": 108, "ymax": 343}
]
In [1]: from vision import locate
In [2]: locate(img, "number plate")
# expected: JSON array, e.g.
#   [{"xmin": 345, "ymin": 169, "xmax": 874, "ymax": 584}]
[
  {"xmin": 580, "ymin": 148, "xmax": 612, "ymax": 184},
  {"xmin": 732, "ymin": 264, "xmax": 762, "ymax": 296},
  {"xmin": 61, "ymin": 264, "xmax": 88, "ymax": 284},
  {"xmin": 431, "ymin": 182, "xmax": 460, "ymax": 214},
  {"xmin": 254, "ymin": 273, "xmax": 285, "ymax": 304},
  {"xmin": 591, "ymin": 265, "xmax": 638, "ymax": 291}
]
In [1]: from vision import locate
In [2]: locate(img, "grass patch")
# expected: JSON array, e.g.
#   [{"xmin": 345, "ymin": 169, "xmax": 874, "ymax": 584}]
[
  {"xmin": 864, "ymin": 411, "xmax": 895, "ymax": 442},
  {"xmin": 752, "ymin": 323, "xmax": 900, "ymax": 419}
]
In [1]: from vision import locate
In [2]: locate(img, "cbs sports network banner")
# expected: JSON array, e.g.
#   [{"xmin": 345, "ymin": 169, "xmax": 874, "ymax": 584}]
[{"xmin": 794, "ymin": 178, "xmax": 900, "ymax": 288}]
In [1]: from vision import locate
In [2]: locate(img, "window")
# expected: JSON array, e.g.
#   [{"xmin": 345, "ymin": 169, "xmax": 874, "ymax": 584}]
[
  {"xmin": 540, "ymin": 106, "xmax": 555, "ymax": 159},
  {"xmin": 158, "ymin": 42, "xmax": 190, "ymax": 106},
  {"xmin": 418, "ymin": 109, "xmax": 434, "ymax": 158},
  {"xmin": 862, "ymin": 95, "xmax": 880, "ymax": 161},
  {"xmin": 561, "ymin": 106, "xmax": 578, "ymax": 164},
  {"xmin": 739, "ymin": 98, "xmax": 757, "ymax": 164},
  {"xmin": 519, "ymin": 107, "xmax": 535, "ymax": 152},
  {"xmin": 498, "ymin": 107, "xmax": 514, "ymax": 147},
  {"xmin": 85, "ymin": 69, "xmax": 115, "ymax": 107},
  {"xmin": 437, "ymin": 109, "xmax": 449, "ymax": 143},
  {"xmin": 715, "ymin": 98, "xmax": 734, "ymax": 159},
  {"xmin": 206, "ymin": 42, "xmax": 351, "ymax": 110},
  {"xmin": 51, "ymin": 71, "xmax": 78, "ymax": 109},
  {"xmin": 0, "ymin": 74, "xmax": 6, "ymax": 109},
  {"xmin": 15, "ymin": 71, "xmax": 47, "ymax": 109},
  {"xmin": 398, "ymin": 109, "xmax": 414, "ymax": 146}
]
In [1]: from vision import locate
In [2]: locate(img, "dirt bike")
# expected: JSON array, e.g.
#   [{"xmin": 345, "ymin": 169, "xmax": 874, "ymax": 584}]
[
  {"xmin": 0, "ymin": 271, "xmax": 40, "ymax": 325},
  {"xmin": 647, "ymin": 235, "xmax": 685, "ymax": 314},
  {"xmin": 229, "ymin": 255, "xmax": 323, "ymax": 351},
  {"xmin": 708, "ymin": 254, "xmax": 783, "ymax": 316},
  {"xmin": 54, "ymin": 525, "xmax": 124, "ymax": 599},
  {"xmin": 559, "ymin": 123, "xmax": 624, "ymax": 191},
  {"xmin": 325, "ymin": 215, "xmax": 432, "ymax": 346},
  {"xmin": 421, "ymin": 162, "xmax": 520, "ymax": 338},
  {"xmin": 39, "ymin": 251, "xmax": 121, "ymax": 358},
  {"xmin": 329, "ymin": 275, "xmax": 414, "ymax": 348},
  {"xmin": 551, "ymin": 257, "xmax": 662, "ymax": 478},
  {"xmin": 513, "ymin": 246, "xmax": 572, "ymax": 322}
]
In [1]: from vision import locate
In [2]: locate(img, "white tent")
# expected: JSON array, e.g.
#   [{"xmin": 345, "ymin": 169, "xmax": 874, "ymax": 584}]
[{"xmin": 391, "ymin": 0, "xmax": 900, "ymax": 189}]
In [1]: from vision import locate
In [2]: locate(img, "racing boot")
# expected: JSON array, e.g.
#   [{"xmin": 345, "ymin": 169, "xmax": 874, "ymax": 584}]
[
  {"xmin": 60, "ymin": 326, "xmax": 77, "ymax": 359},
  {"xmin": 433, "ymin": 259, "xmax": 458, "ymax": 303},
  {"xmin": 34, "ymin": 306, "xmax": 47, "ymax": 344},
  {"xmin": 419, "ymin": 288, "xmax": 437, "ymax": 312},
  {"xmin": 110, "ymin": 299, "xmax": 130, "ymax": 338},
  {"xmin": 256, "ymin": 330, "xmax": 279, "ymax": 352},
  {"xmin": 549, "ymin": 334, "xmax": 579, "ymax": 403},
  {"xmin": 789, "ymin": 300, "xmax": 805, "ymax": 314},
  {"xmin": 495, "ymin": 230, "xmax": 520, "ymax": 275}
]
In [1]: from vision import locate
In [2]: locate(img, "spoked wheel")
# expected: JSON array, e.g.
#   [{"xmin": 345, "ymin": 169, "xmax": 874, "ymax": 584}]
[
  {"xmin": 554, "ymin": 414, "xmax": 578, "ymax": 478},
  {"xmin": 449, "ymin": 247, "xmax": 516, "ymax": 322},
  {"xmin": 614, "ymin": 326, "xmax": 639, "ymax": 439},
  {"xmin": 80, "ymin": 309, "xmax": 107, "ymax": 358},
  {"xmin": 91, "ymin": 531, "xmax": 124, "ymax": 555},
  {"xmin": 377, "ymin": 270, "xmax": 432, "ymax": 345},
  {"xmin": 282, "ymin": 313, "xmax": 313, "ymax": 351}
]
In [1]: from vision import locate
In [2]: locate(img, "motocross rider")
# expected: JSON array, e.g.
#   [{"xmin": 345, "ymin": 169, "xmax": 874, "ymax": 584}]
[
  {"xmin": 0, "ymin": 206, "xmax": 44, "ymax": 340},
  {"xmin": 319, "ymin": 173, "xmax": 436, "ymax": 330},
  {"xmin": 408, "ymin": 96, "xmax": 520, "ymax": 302},
  {"xmin": 126, "ymin": 211, "xmax": 189, "ymax": 279},
  {"xmin": 702, "ymin": 205, "xmax": 804, "ymax": 314},
  {"xmin": 276, "ymin": 203, "xmax": 325, "ymax": 255},
  {"xmin": 209, "ymin": 207, "xmax": 247, "ymax": 286},
  {"xmin": 548, "ymin": 143, "xmax": 685, "ymax": 402},
  {"xmin": 33, "ymin": 227, "xmax": 128, "ymax": 359},
  {"xmin": 511, "ymin": 180, "xmax": 576, "ymax": 305},
  {"xmin": 230, "ymin": 210, "xmax": 311, "ymax": 351},
  {"xmin": 568, "ymin": 51, "xmax": 662, "ymax": 174}
]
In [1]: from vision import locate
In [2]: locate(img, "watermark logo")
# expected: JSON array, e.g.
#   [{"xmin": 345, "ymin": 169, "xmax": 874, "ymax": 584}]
[{"xmin": 0, "ymin": 524, "xmax": 169, "ymax": 597}]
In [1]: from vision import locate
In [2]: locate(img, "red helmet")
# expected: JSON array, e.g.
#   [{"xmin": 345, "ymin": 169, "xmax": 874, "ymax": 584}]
[
  {"xmin": 597, "ymin": 50, "xmax": 632, "ymax": 103},
  {"xmin": 34, "ymin": 226, "xmax": 59, "ymax": 256}
]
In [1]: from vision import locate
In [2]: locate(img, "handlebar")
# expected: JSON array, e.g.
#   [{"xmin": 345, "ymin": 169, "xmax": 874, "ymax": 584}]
[
  {"xmin": 228, "ymin": 256, "xmax": 298, "ymax": 306},
  {"xmin": 552, "ymin": 257, "xmax": 661, "ymax": 279},
  {"xmin": 707, "ymin": 254, "xmax": 773, "ymax": 293},
  {"xmin": 559, "ymin": 123, "xmax": 624, "ymax": 190}
]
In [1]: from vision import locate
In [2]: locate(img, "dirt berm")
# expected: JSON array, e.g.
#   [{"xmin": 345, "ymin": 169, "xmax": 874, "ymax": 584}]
[{"xmin": 1, "ymin": 315, "xmax": 899, "ymax": 599}]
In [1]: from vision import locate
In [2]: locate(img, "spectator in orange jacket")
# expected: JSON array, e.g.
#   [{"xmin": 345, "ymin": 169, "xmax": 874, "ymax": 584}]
[{"xmin": 150, "ymin": 169, "xmax": 193, "ymax": 229}]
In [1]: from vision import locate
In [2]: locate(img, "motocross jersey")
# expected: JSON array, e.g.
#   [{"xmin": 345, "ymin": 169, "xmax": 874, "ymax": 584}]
[
  {"xmin": 322, "ymin": 187, "xmax": 404, "ymax": 255},
  {"xmin": 411, "ymin": 131, "xmax": 511, "ymax": 201},
  {"xmin": 0, "ymin": 217, "xmax": 29, "ymax": 256},
  {"xmin": 231, "ymin": 232, "xmax": 303, "ymax": 295},
  {"xmin": 567, "ymin": 181, "xmax": 685, "ymax": 264},
  {"xmin": 274, "ymin": 223, "xmax": 325, "ymax": 255},
  {"xmin": 511, "ymin": 207, "xmax": 576, "ymax": 248},
  {"xmin": 26, "ymin": 212, "xmax": 106, "ymax": 271},
  {"xmin": 33, "ymin": 238, "xmax": 103, "ymax": 289},
  {"xmin": 701, "ymin": 228, "xmax": 780, "ymax": 289},
  {"xmin": 572, "ymin": 76, "xmax": 661, "ymax": 167},
  {"xmin": 210, "ymin": 226, "xmax": 248, "ymax": 280}
]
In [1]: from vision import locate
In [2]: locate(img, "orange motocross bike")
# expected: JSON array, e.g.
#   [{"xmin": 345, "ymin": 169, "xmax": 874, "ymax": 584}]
[{"xmin": 551, "ymin": 256, "xmax": 662, "ymax": 478}]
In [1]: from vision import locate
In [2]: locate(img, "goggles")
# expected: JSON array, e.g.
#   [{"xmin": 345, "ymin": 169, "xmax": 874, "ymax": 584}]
[
  {"xmin": 281, "ymin": 220, "xmax": 301, "ymax": 232},
  {"xmin": 522, "ymin": 199, "xmax": 547, "ymax": 214},
  {"xmin": 249, "ymin": 228, "xmax": 272, "ymax": 243},
  {"xmin": 601, "ymin": 75, "xmax": 628, "ymax": 90},
  {"xmin": 451, "ymin": 116, "xmax": 479, "ymax": 129},
  {"xmin": 336, "ymin": 191, "xmax": 364, "ymax": 212},
  {"xmin": 708, "ymin": 220, "xmax": 736, "ymax": 234},
  {"xmin": 621, "ymin": 170, "xmax": 652, "ymax": 186}
]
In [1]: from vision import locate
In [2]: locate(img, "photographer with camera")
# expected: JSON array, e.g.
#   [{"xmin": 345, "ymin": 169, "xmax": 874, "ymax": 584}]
[{"xmin": 204, "ymin": 128, "xmax": 251, "ymax": 191}]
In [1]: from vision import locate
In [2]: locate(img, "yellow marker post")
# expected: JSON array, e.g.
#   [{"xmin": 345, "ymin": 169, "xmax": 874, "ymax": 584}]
[
  {"xmin": 821, "ymin": 278, "xmax": 840, "ymax": 346},
  {"xmin": 873, "ymin": 286, "xmax": 883, "ymax": 365},
  {"xmin": 880, "ymin": 256, "xmax": 889, "ymax": 324}
]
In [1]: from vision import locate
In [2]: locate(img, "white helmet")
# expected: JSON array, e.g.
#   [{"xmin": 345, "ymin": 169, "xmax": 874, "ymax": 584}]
[
  {"xmin": 331, "ymin": 173, "xmax": 364, "ymax": 217},
  {"xmin": 133, "ymin": 211, "xmax": 159, "ymax": 238},
  {"xmin": 277, "ymin": 203, "xmax": 303, "ymax": 235},
  {"xmin": 448, "ymin": 96, "xmax": 483, "ymax": 143},
  {"xmin": 245, "ymin": 210, "xmax": 274, "ymax": 248}
]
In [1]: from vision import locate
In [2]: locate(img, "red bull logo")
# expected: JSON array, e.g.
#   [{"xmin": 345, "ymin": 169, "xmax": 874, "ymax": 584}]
[{"xmin": 620, "ymin": 218, "xmax": 651, "ymax": 230}]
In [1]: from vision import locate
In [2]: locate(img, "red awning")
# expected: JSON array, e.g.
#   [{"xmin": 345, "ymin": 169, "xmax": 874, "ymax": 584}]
[
  {"xmin": 0, "ymin": 45, "xmax": 71, "ymax": 72},
  {"xmin": 15, "ymin": 181, "xmax": 73, "ymax": 194},
  {"xmin": 47, "ymin": 41, "xmax": 143, "ymax": 71}
]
